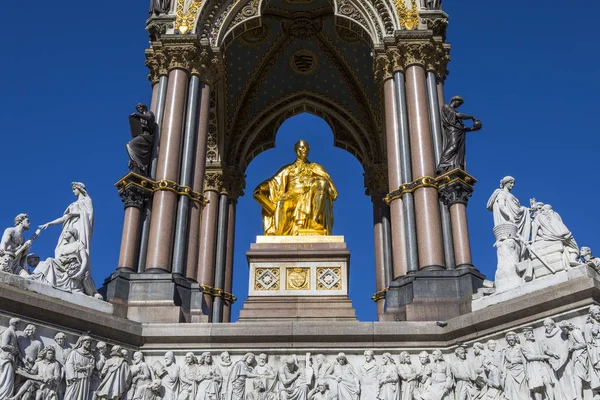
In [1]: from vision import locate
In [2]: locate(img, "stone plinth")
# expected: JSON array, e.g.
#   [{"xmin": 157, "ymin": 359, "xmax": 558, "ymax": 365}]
[
  {"xmin": 238, "ymin": 236, "xmax": 357, "ymax": 322},
  {"xmin": 102, "ymin": 270, "xmax": 208, "ymax": 323}
]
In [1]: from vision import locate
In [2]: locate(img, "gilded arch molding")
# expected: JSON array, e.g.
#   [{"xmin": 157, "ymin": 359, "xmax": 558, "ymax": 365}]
[{"xmin": 227, "ymin": 92, "xmax": 376, "ymax": 169}]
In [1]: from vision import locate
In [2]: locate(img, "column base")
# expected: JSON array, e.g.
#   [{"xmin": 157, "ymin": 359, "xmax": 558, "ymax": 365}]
[
  {"xmin": 382, "ymin": 267, "xmax": 485, "ymax": 321},
  {"xmin": 101, "ymin": 270, "xmax": 209, "ymax": 323}
]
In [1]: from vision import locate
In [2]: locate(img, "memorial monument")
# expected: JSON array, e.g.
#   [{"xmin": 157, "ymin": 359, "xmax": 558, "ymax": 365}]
[{"xmin": 0, "ymin": 0, "xmax": 599, "ymax": 399}]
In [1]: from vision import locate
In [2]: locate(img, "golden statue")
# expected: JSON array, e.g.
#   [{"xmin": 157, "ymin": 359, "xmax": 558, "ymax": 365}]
[{"xmin": 254, "ymin": 140, "xmax": 338, "ymax": 236}]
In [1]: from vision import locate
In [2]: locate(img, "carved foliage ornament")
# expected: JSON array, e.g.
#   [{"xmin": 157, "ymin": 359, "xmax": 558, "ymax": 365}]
[
  {"xmin": 374, "ymin": 41, "xmax": 449, "ymax": 82},
  {"xmin": 364, "ymin": 164, "xmax": 388, "ymax": 197},
  {"xmin": 145, "ymin": 41, "xmax": 222, "ymax": 84}
]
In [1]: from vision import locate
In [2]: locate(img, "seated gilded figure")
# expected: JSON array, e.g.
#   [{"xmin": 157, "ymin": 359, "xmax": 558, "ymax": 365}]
[{"xmin": 254, "ymin": 140, "xmax": 338, "ymax": 236}]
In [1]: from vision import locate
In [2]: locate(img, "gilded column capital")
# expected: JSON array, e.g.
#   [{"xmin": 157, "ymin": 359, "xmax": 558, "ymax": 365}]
[
  {"xmin": 119, "ymin": 185, "xmax": 152, "ymax": 209},
  {"xmin": 374, "ymin": 52, "xmax": 393, "ymax": 83},
  {"xmin": 364, "ymin": 164, "xmax": 389, "ymax": 198},
  {"xmin": 437, "ymin": 169, "xmax": 477, "ymax": 206},
  {"xmin": 145, "ymin": 48, "xmax": 169, "ymax": 84},
  {"xmin": 395, "ymin": 40, "xmax": 450, "ymax": 80},
  {"xmin": 222, "ymin": 167, "xmax": 246, "ymax": 199},
  {"xmin": 204, "ymin": 170, "xmax": 224, "ymax": 193}
]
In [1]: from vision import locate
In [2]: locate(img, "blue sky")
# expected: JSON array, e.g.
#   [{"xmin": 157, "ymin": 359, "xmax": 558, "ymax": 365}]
[{"xmin": 1, "ymin": 1, "xmax": 599, "ymax": 321}]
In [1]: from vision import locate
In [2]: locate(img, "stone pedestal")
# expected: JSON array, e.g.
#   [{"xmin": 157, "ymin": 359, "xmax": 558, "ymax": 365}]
[
  {"xmin": 102, "ymin": 270, "xmax": 208, "ymax": 323},
  {"xmin": 238, "ymin": 236, "xmax": 357, "ymax": 322},
  {"xmin": 382, "ymin": 267, "xmax": 485, "ymax": 321}
]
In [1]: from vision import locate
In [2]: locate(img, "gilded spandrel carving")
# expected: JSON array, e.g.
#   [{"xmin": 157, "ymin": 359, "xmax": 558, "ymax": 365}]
[{"xmin": 253, "ymin": 140, "xmax": 338, "ymax": 236}]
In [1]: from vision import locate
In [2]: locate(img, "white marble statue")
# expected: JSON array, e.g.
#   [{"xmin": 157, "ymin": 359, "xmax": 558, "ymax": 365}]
[
  {"xmin": 559, "ymin": 320, "xmax": 589, "ymax": 400},
  {"xmin": 8, "ymin": 346, "xmax": 62, "ymax": 400},
  {"xmin": 223, "ymin": 353, "xmax": 257, "ymax": 400},
  {"xmin": 0, "ymin": 214, "xmax": 33, "ymax": 277},
  {"xmin": 541, "ymin": 318, "xmax": 575, "ymax": 399},
  {"xmin": 0, "ymin": 318, "xmax": 22, "ymax": 399},
  {"xmin": 450, "ymin": 346, "xmax": 477, "ymax": 400},
  {"xmin": 153, "ymin": 351, "xmax": 179, "ymax": 400},
  {"xmin": 376, "ymin": 353, "xmax": 399, "ymax": 400},
  {"xmin": 129, "ymin": 352, "xmax": 152, "ymax": 400},
  {"xmin": 487, "ymin": 176, "xmax": 531, "ymax": 247},
  {"xmin": 502, "ymin": 332, "xmax": 528, "ymax": 400},
  {"xmin": 95, "ymin": 345, "xmax": 132, "ymax": 400},
  {"xmin": 64, "ymin": 335, "xmax": 96, "ymax": 400},
  {"xmin": 530, "ymin": 201, "xmax": 581, "ymax": 270},
  {"xmin": 520, "ymin": 327, "xmax": 556, "ymax": 400},
  {"xmin": 278, "ymin": 357, "xmax": 310, "ymax": 400},
  {"xmin": 397, "ymin": 352, "xmax": 417, "ymax": 400},
  {"xmin": 36, "ymin": 182, "xmax": 101, "ymax": 299},
  {"xmin": 196, "ymin": 352, "xmax": 222, "ymax": 400},
  {"xmin": 581, "ymin": 246, "xmax": 600, "ymax": 272},
  {"xmin": 329, "ymin": 353, "xmax": 360, "ymax": 400},
  {"xmin": 359, "ymin": 350, "xmax": 378, "ymax": 400}
]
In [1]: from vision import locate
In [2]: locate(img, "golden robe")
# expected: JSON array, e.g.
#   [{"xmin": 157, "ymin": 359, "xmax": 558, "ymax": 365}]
[{"xmin": 254, "ymin": 160, "xmax": 337, "ymax": 236}]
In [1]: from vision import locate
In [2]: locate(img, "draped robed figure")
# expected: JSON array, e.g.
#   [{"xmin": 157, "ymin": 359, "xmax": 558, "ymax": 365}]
[{"xmin": 254, "ymin": 140, "xmax": 337, "ymax": 236}]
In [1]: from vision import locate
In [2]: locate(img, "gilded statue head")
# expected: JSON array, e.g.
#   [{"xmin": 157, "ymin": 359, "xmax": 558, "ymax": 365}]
[{"xmin": 294, "ymin": 140, "xmax": 310, "ymax": 161}]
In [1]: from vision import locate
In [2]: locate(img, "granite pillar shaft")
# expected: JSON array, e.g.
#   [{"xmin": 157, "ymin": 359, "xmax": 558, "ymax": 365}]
[
  {"xmin": 144, "ymin": 68, "xmax": 189, "ymax": 272},
  {"xmin": 118, "ymin": 206, "xmax": 142, "ymax": 270},
  {"xmin": 172, "ymin": 76, "xmax": 201, "ymax": 276},
  {"xmin": 373, "ymin": 196, "xmax": 387, "ymax": 318},
  {"xmin": 450, "ymin": 203, "xmax": 473, "ymax": 267},
  {"xmin": 138, "ymin": 76, "xmax": 168, "ymax": 272},
  {"xmin": 426, "ymin": 71, "xmax": 456, "ymax": 270},
  {"xmin": 186, "ymin": 83, "xmax": 211, "ymax": 280},
  {"xmin": 223, "ymin": 200, "xmax": 236, "ymax": 323},
  {"xmin": 197, "ymin": 190, "xmax": 220, "ymax": 311},
  {"xmin": 394, "ymin": 71, "xmax": 419, "ymax": 273},
  {"xmin": 405, "ymin": 65, "xmax": 445, "ymax": 269},
  {"xmin": 383, "ymin": 77, "xmax": 408, "ymax": 279},
  {"xmin": 212, "ymin": 193, "xmax": 229, "ymax": 323}
]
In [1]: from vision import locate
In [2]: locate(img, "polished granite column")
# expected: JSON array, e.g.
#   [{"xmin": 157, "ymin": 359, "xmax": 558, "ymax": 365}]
[
  {"xmin": 144, "ymin": 67, "xmax": 189, "ymax": 272},
  {"xmin": 222, "ymin": 199, "xmax": 236, "ymax": 322},
  {"xmin": 405, "ymin": 65, "xmax": 445, "ymax": 270}
]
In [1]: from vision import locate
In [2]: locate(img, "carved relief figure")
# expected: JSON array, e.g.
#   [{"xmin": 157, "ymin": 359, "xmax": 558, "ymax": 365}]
[
  {"xmin": 0, "ymin": 318, "xmax": 22, "ymax": 399},
  {"xmin": 520, "ymin": 327, "xmax": 555, "ymax": 400},
  {"xmin": 127, "ymin": 104, "xmax": 156, "ymax": 176},
  {"xmin": 223, "ymin": 353, "xmax": 257, "ymax": 400},
  {"xmin": 541, "ymin": 318, "xmax": 575, "ymax": 400},
  {"xmin": 253, "ymin": 353, "xmax": 276, "ymax": 393},
  {"xmin": 330, "ymin": 353, "xmax": 360, "ymax": 400},
  {"xmin": 308, "ymin": 380, "xmax": 334, "ymax": 400},
  {"xmin": 254, "ymin": 140, "xmax": 338, "ymax": 236},
  {"xmin": 8, "ymin": 346, "xmax": 62, "ymax": 400},
  {"xmin": 585, "ymin": 305, "xmax": 600, "ymax": 397},
  {"xmin": 95, "ymin": 345, "xmax": 132, "ymax": 400},
  {"xmin": 559, "ymin": 321, "xmax": 589, "ymax": 400},
  {"xmin": 436, "ymin": 96, "xmax": 482, "ymax": 175},
  {"xmin": 38, "ymin": 182, "xmax": 100, "ymax": 298},
  {"xmin": 502, "ymin": 332, "xmax": 528, "ymax": 400},
  {"xmin": 376, "ymin": 353, "xmax": 399, "ymax": 400},
  {"xmin": 278, "ymin": 357, "xmax": 310, "ymax": 400},
  {"xmin": 427, "ymin": 349, "xmax": 453, "ymax": 400},
  {"xmin": 359, "ymin": 350, "xmax": 378, "ymax": 400},
  {"xmin": 178, "ymin": 352, "xmax": 199, "ymax": 400},
  {"xmin": 196, "ymin": 352, "xmax": 222, "ymax": 400},
  {"xmin": 450, "ymin": 346, "xmax": 476, "ymax": 400},
  {"xmin": 17, "ymin": 324, "xmax": 43, "ymax": 369},
  {"xmin": 397, "ymin": 352, "xmax": 417, "ymax": 400},
  {"xmin": 581, "ymin": 247, "xmax": 600, "ymax": 271},
  {"xmin": 153, "ymin": 352, "xmax": 179, "ymax": 400},
  {"xmin": 129, "ymin": 352, "xmax": 152, "ymax": 400},
  {"xmin": 64, "ymin": 335, "xmax": 96, "ymax": 400},
  {"xmin": 218, "ymin": 352, "xmax": 233, "ymax": 400},
  {"xmin": 247, "ymin": 380, "xmax": 277, "ymax": 400},
  {"xmin": 0, "ymin": 214, "xmax": 33, "ymax": 277},
  {"xmin": 51, "ymin": 332, "xmax": 71, "ymax": 365}
]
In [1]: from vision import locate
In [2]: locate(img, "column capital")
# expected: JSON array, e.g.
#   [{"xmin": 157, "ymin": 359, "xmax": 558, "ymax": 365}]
[
  {"xmin": 374, "ymin": 51, "xmax": 393, "ymax": 84},
  {"xmin": 145, "ymin": 40, "xmax": 223, "ymax": 84},
  {"xmin": 393, "ymin": 39, "xmax": 450, "ymax": 80},
  {"xmin": 115, "ymin": 173, "xmax": 154, "ymax": 209},
  {"xmin": 204, "ymin": 169, "xmax": 224, "ymax": 193},
  {"xmin": 222, "ymin": 167, "xmax": 246, "ymax": 199},
  {"xmin": 364, "ymin": 164, "xmax": 389, "ymax": 198},
  {"xmin": 437, "ymin": 169, "xmax": 477, "ymax": 206}
]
